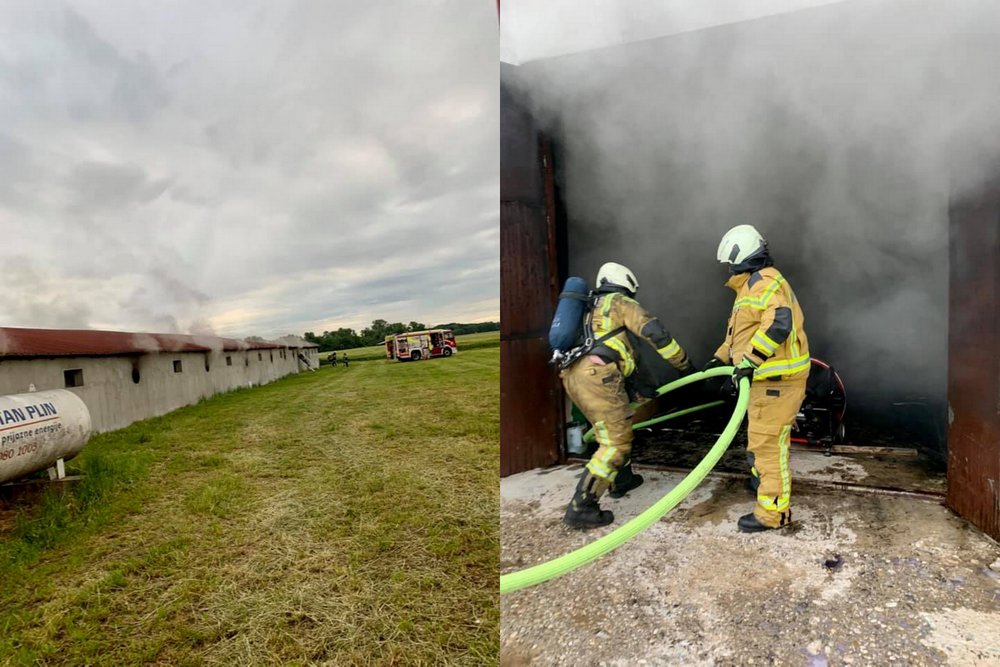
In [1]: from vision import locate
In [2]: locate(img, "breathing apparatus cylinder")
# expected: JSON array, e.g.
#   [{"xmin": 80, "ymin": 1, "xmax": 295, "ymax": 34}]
[{"xmin": 548, "ymin": 276, "xmax": 590, "ymax": 353}]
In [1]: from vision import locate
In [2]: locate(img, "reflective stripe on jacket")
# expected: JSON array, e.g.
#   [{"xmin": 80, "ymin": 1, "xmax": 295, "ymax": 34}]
[
  {"xmin": 589, "ymin": 292, "xmax": 689, "ymax": 377},
  {"xmin": 713, "ymin": 267, "xmax": 810, "ymax": 380}
]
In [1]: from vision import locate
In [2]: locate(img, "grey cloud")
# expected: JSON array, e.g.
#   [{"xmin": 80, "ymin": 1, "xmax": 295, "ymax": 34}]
[
  {"xmin": 67, "ymin": 161, "xmax": 172, "ymax": 213},
  {"xmin": 0, "ymin": 132, "xmax": 35, "ymax": 206},
  {"xmin": 60, "ymin": 8, "xmax": 170, "ymax": 122},
  {"xmin": 119, "ymin": 270, "xmax": 210, "ymax": 320},
  {"xmin": 148, "ymin": 269, "xmax": 210, "ymax": 306},
  {"xmin": 0, "ymin": 133, "xmax": 29, "ymax": 182},
  {"xmin": 241, "ymin": 261, "xmax": 499, "ymax": 336},
  {"xmin": 392, "ymin": 141, "xmax": 499, "ymax": 203},
  {"xmin": 167, "ymin": 184, "xmax": 223, "ymax": 207},
  {"xmin": 0, "ymin": 6, "xmax": 170, "ymax": 124},
  {"xmin": 0, "ymin": 259, "xmax": 93, "ymax": 328},
  {"xmin": 200, "ymin": 182, "xmax": 498, "ymax": 298},
  {"xmin": 0, "ymin": 1, "xmax": 497, "ymax": 337}
]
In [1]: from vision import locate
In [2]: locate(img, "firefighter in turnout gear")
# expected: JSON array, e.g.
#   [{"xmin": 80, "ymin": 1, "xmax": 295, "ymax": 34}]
[
  {"xmin": 562, "ymin": 262, "xmax": 694, "ymax": 529},
  {"xmin": 710, "ymin": 225, "xmax": 810, "ymax": 532}
]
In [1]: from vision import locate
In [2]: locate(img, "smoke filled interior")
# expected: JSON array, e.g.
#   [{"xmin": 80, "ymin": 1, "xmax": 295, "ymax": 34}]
[{"xmin": 508, "ymin": 1, "xmax": 1000, "ymax": 463}]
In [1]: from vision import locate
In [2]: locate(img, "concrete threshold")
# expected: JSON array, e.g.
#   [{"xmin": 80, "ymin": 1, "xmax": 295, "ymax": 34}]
[{"xmin": 617, "ymin": 462, "xmax": 945, "ymax": 501}]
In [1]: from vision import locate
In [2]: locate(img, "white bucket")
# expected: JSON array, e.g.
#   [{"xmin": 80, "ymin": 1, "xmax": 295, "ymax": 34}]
[{"xmin": 566, "ymin": 423, "xmax": 585, "ymax": 455}]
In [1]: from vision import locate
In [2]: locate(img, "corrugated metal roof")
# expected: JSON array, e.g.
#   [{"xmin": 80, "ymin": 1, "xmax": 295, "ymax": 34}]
[{"xmin": 0, "ymin": 327, "xmax": 301, "ymax": 359}]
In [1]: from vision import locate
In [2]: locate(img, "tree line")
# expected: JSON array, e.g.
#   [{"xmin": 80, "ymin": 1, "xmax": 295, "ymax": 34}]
[{"xmin": 303, "ymin": 320, "xmax": 500, "ymax": 351}]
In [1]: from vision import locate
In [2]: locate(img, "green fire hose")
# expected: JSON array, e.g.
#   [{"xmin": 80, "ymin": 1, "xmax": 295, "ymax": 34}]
[
  {"xmin": 582, "ymin": 368, "xmax": 731, "ymax": 443},
  {"xmin": 499, "ymin": 366, "xmax": 748, "ymax": 595},
  {"xmin": 583, "ymin": 399, "xmax": 727, "ymax": 442}
]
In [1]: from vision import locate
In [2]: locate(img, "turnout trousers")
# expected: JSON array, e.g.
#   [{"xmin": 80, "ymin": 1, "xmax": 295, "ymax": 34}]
[
  {"xmin": 560, "ymin": 357, "xmax": 635, "ymax": 486},
  {"xmin": 747, "ymin": 376, "xmax": 807, "ymax": 527}
]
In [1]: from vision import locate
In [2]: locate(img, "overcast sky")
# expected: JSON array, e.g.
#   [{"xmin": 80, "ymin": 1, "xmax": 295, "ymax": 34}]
[{"xmin": 0, "ymin": 1, "xmax": 498, "ymax": 338}]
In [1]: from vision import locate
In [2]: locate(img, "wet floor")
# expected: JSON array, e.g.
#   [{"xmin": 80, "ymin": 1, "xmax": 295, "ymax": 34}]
[{"xmin": 501, "ymin": 464, "xmax": 1000, "ymax": 666}]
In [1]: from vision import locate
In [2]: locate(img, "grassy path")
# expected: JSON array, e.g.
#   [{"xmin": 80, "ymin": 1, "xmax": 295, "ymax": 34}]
[{"xmin": 0, "ymin": 347, "xmax": 499, "ymax": 665}]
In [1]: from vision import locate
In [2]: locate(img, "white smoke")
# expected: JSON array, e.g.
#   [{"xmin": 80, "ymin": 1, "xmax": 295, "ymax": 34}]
[{"xmin": 506, "ymin": 0, "xmax": 1000, "ymax": 431}]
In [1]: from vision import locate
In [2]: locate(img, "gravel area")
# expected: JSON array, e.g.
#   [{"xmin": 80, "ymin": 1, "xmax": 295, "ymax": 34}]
[{"xmin": 501, "ymin": 464, "xmax": 1000, "ymax": 666}]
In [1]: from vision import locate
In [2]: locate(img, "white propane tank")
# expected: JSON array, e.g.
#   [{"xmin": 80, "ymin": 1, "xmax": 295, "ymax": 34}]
[{"xmin": 0, "ymin": 390, "xmax": 92, "ymax": 484}]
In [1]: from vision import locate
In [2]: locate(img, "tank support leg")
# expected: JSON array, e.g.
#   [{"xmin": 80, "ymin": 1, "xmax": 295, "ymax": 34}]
[{"xmin": 47, "ymin": 458, "xmax": 66, "ymax": 480}]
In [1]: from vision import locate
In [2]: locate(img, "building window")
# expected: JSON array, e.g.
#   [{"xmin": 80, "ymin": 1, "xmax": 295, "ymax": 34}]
[
  {"xmin": 270, "ymin": 352, "xmax": 273, "ymax": 362},
  {"xmin": 173, "ymin": 360, "xmax": 183, "ymax": 373},
  {"xmin": 131, "ymin": 366, "xmax": 141, "ymax": 384},
  {"xmin": 64, "ymin": 369, "xmax": 84, "ymax": 388},
  {"xmin": 204, "ymin": 356, "xmax": 211, "ymax": 372},
  {"xmin": 245, "ymin": 357, "xmax": 249, "ymax": 367},
  {"xmin": 226, "ymin": 355, "xmax": 233, "ymax": 366},
  {"xmin": 258, "ymin": 353, "xmax": 262, "ymax": 361}
]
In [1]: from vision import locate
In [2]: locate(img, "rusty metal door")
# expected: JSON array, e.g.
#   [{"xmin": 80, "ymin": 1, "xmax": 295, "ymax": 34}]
[
  {"xmin": 500, "ymin": 74, "xmax": 564, "ymax": 477},
  {"xmin": 947, "ymin": 183, "xmax": 1000, "ymax": 541}
]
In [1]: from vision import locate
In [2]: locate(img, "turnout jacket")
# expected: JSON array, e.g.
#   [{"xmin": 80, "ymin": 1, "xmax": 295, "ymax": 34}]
[
  {"xmin": 714, "ymin": 266, "xmax": 810, "ymax": 380},
  {"xmin": 588, "ymin": 291, "xmax": 690, "ymax": 378}
]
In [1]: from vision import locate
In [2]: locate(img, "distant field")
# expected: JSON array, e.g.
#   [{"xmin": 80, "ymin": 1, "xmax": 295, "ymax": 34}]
[
  {"xmin": 322, "ymin": 330, "xmax": 500, "ymax": 363},
  {"xmin": 0, "ymin": 347, "xmax": 499, "ymax": 665}
]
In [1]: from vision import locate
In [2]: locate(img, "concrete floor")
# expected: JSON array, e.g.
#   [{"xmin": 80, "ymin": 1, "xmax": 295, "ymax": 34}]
[{"xmin": 500, "ymin": 458, "xmax": 1000, "ymax": 666}]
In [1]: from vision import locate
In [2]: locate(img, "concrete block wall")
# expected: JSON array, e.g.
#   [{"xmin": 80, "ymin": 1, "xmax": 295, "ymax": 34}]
[{"xmin": 0, "ymin": 348, "xmax": 309, "ymax": 433}]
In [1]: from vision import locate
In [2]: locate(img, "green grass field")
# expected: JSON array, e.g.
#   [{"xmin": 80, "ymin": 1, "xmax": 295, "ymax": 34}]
[
  {"xmin": 0, "ymin": 345, "xmax": 499, "ymax": 665},
  {"xmin": 322, "ymin": 331, "xmax": 500, "ymax": 363}
]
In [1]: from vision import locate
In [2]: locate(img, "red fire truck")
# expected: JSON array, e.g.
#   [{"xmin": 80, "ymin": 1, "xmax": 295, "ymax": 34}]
[{"xmin": 385, "ymin": 329, "xmax": 457, "ymax": 361}]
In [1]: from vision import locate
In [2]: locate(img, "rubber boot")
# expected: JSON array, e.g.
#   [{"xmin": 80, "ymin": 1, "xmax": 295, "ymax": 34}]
[
  {"xmin": 563, "ymin": 473, "xmax": 614, "ymax": 530},
  {"xmin": 737, "ymin": 510, "xmax": 792, "ymax": 533},
  {"xmin": 609, "ymin": 460, "xmax": 644, "ymax": 498}
]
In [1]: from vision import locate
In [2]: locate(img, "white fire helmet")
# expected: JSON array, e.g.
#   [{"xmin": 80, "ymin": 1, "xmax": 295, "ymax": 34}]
[
  {"xmin": 717, "ymin": 224, "xmax": 767, "ymax": 265},
  {"xmin": 596, "ymin": 262, "xmax": 639, "ymax": 294}
]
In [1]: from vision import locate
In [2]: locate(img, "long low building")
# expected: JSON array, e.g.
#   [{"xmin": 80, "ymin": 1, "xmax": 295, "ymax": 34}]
[{"xmin": 0, "ymin": 328, "xmax": 320, "ymax": 433}]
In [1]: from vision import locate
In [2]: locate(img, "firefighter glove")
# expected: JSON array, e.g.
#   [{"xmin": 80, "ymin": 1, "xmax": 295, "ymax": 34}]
[
  {"xmin": 724, "ymin": 358, "xmax": 755, "ymax": 395},
  {"xmin": 733, "ymin": 358, "xmax": 756, "ymax": 384}
]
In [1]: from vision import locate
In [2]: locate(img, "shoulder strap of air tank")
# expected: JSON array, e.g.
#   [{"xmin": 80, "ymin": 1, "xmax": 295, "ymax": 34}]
[
  {"xmin": 557, "ymin": 300, "xmax": 625, "ymax": 370},
  {"xmin": 584, "ymin": 292, "xmax": 624, "ymax": 344},
  {"xmin": 588, "ymin": 292, "xmax": 624, "ymax": 339}
]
